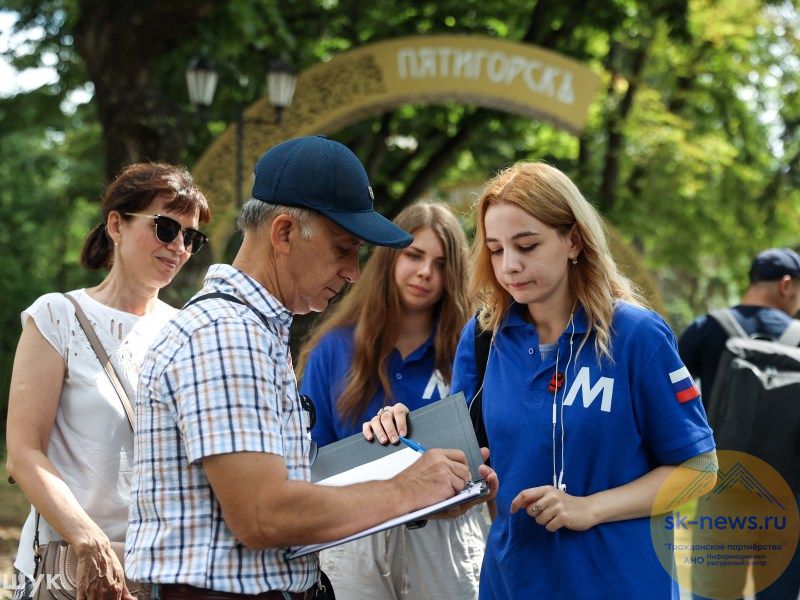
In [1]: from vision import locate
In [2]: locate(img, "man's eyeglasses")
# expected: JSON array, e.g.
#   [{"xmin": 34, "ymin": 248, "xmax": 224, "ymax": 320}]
[
  {"xmin": 125, "ymin": 213, "xmax": 208, "ymax": 254},
  {"xmin": 300, "ymin": 394, "xmax": 318, "ymax": 465}
]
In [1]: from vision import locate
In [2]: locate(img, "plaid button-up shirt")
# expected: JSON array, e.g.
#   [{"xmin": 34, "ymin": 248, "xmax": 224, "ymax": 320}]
[{"xmin": 126, "ymin": 264, "xmax": 318, "ymax": 593}]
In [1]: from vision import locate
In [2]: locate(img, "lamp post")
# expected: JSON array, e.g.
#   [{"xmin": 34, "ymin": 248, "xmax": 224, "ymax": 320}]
[
  {"xmin": 267, "ymin": 58, "xmax": 297, "ymax": 124},
  {"xmin": 185, "ymin": 56, "xmax": 219, "ymax": 115},
  {"xmin": 186, "ymin": 55, "xmax": 298, "ymax": 205}
]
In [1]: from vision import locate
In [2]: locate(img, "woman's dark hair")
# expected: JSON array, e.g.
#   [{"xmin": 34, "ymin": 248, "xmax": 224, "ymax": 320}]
[{"xmin": 80, "ymin": 162, "xmax": 212, "ymax": 269}]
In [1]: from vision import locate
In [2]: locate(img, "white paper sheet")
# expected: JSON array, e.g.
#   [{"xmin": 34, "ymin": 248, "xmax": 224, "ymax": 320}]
[{"xmin": 317, "ymin": 446, "xmax": 421, "ymax": 486}]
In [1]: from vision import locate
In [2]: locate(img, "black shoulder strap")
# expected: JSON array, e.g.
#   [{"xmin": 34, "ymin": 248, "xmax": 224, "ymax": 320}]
[
  {"xmin": 469, "ymin": 313, "xmax": 493, "ymax": 452},
  {"xmin": 474, "ymin": 318, "xmax": 492, "ymax": 388},
  {"xmin": 184, "ymin": 292, "xmax": 271, "ymax": 329}
]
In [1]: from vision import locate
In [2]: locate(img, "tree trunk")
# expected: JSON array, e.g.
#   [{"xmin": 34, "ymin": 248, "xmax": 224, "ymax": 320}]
[
  {"xmin": 598, "ymin": 41, "xmax": 649, "ymax": 214},
  {"xmin": 73, "ymin": 0, "xmax": 225, "ymax": 180}
]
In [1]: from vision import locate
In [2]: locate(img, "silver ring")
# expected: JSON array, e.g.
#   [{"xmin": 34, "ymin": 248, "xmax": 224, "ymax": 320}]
[{"xmin": 530, "ymin": 504, "xmax": 542, "ymax": 514}]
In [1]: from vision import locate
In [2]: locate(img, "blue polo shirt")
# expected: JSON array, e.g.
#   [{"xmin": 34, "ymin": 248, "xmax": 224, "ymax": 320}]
[
  {"xmin": 301, "ymin": 326, "xmax": 450, "ymax": 445},
  {"xmin": 452, "ymin": 301, "xmax": 715, "ymax": 599}
]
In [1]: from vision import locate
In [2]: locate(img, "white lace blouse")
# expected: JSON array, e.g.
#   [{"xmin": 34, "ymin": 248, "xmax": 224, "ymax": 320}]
[{"xmin": 14, "ymin": 289, "xmax": 176, "ymax": 577}]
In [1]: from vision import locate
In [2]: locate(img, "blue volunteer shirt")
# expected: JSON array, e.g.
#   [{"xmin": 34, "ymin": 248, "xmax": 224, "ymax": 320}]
[
  {"xmin": 301, "ymin": 326, "xmax": 450, "ymax": 445},
  {"xmin": 452, "ymin": 301, "xmax": 715, "ymax": 600}
]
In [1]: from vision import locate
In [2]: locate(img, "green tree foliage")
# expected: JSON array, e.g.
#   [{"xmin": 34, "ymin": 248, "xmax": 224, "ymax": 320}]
[
  {"xmin": 594, "ymin": 0, "xmax": 800, "ymax": 322},
  {"xmin": 0, "ymin": 0, "xmax": 798, "ymax": 433},
  {"xmin": 0, "ymin": 91, "xmax": 104, "ymax": 429}
]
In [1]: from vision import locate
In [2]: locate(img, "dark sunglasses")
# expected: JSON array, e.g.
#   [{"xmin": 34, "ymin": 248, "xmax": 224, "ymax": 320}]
[
  {"xmin": 125, "ymin": 213, "xmax": 208, "ymax": 254},
  {"xmin": 300, "ymin": 394, "xmax": 318, "ymax": 465}
]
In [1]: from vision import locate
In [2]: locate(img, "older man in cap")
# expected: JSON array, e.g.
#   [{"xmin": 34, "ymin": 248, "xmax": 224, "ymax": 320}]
[
  {"xmin": 678, "ymin": 247, "xmax": 800, "ymax": 403},
  {"xmin": 125, "ymin": 136, "xmax": 496, "ymax": 599}
]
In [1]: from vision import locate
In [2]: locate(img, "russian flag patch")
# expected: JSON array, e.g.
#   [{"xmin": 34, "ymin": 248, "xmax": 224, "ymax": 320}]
[{"xmin": 669, "ymin": 367, "xmax": 701, "ymax": 404}]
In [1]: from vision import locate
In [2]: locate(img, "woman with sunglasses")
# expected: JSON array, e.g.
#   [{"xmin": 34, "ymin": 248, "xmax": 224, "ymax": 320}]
[
  {"xmin": 6, "ymin": 163, "xmax": 210, "ymax": 600},
  {"xmin": 297, "ymin": 202, "xmax": 488, "ymax": 600}
]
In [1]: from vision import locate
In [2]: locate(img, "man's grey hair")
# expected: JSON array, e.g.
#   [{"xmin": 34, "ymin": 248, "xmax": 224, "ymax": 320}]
[{"xmin": 237, "ymin": 199, "xmax": 317, "ymax": 239}]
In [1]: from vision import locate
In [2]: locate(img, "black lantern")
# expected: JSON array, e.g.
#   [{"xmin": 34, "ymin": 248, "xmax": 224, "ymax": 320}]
[
  {"xmin": 267, "ymin": 58, "xmax": 298, "ymax": 123},
  {"xmin": 186, "ymin": 55, "xmax": 298, "ymax": 205},
  {"xmin": 185, "ymin": 56, "xmax": 219, "ymax": 110}
]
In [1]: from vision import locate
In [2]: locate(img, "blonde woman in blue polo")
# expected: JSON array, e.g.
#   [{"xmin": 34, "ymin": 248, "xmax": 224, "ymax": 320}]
[{"xmin": 451, "ymin": 162, "xmax": 715, "ymax": 599}]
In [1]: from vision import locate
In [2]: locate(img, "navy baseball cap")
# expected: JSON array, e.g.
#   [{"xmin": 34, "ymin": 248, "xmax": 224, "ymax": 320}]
[
  {"xmin": 749, "ymin": 247, "xmax": 800, "ymax": 282},
  {"xmin": 251, "ymin": 135, "xmax": 412, "ymax": 248}
]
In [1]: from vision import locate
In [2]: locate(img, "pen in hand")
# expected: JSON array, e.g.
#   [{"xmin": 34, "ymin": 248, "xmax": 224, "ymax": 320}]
[{"xmin": 399, "ymin": 436, "xmax": 427, "ymax": 453}]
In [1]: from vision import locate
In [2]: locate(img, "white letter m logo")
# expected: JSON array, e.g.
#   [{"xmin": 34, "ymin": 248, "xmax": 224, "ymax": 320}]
[
  {"xmin": 422, "ymin": 370, "xmax": 449, "ymax": 400},
  {"xmin": 563, "ymin": 367, "xmax": 614, "ymax": 412}
]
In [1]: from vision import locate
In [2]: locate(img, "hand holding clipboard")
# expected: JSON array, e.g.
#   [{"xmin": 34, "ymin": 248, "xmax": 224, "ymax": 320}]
[{"xmin": 287, "ymin": 394, "xmax": 498, "ymax": 559}]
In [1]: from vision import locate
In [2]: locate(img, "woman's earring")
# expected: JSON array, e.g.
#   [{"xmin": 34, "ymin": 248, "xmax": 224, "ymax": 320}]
[{"xmin": 571, "ymin": 256, "xmax": 578, "ymax": 266}]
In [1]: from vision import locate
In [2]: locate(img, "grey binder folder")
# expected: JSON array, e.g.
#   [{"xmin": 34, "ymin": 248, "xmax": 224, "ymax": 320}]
[{"xmin": 311, "ymin": 392, "xmax": 485, "ymax": 483}]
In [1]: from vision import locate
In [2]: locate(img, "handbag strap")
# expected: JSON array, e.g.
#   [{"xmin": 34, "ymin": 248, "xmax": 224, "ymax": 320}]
[
  {"xmin": 32, "ymin": 511, "xmax": 42, "ymax": 575},
  {"xmin": 30, "ymin": 294, "xmax": 136, "ymax": 575},
  {"xmin": 62, "ymin": 293, "xmax": 136, "ymax": 432}
]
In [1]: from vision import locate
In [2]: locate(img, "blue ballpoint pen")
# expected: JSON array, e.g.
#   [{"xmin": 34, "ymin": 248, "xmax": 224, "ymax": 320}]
[{"xmin": 398, "ymin": 436, "xmax": 427, "ymax": 453}]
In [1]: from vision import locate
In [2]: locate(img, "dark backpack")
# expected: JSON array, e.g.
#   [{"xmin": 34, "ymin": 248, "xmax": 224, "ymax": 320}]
[{"xmin": 705, "ymin": 308, "xmax": 800, "ymax": 493}]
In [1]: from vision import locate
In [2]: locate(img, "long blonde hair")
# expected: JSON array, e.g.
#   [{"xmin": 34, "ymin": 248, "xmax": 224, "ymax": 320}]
[
  {"xmin": 471, "ymin": 162, "xmax": 644, "ymax": 361},
  {"xmin": 298, "ymin": 202, "xmax": 471, "ymax": 424}
]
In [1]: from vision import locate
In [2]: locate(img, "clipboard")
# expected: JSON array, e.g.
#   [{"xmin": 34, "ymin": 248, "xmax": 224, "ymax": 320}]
[{"xmin": 286, "ymin": 393, "xmax": 487, "ymax": 559}]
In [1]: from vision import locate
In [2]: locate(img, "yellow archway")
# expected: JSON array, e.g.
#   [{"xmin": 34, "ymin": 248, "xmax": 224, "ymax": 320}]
[{"xmin": 192, "ymin": 34, "xmax": 601, "ymax": 257}]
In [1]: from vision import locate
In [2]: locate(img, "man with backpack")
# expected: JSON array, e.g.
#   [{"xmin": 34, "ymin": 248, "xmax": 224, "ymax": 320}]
[
  {"xmin": 679, "ymin": 247, "xmax": 800, "ymax": 404},
  {"xmin": 678, "ymin": 246, "xmax": 800, "ymax": 600}
]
